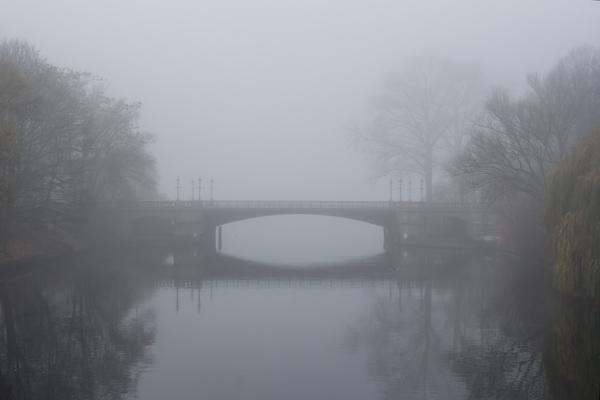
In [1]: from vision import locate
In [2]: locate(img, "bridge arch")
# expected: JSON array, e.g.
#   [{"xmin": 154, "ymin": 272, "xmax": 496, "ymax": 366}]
[
  {"xmin": 209, "ymin": 214, "xmax": 386, "ymax": 262},
  {"xmin": 112, "ymin": 200, "xmax": 490, "ymax": 249}
]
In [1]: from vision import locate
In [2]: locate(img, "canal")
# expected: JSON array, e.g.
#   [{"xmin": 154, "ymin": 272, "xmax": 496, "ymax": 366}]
[{"xmin": 0, "ymin": 220, "xmax": 597, "ymax": 399}]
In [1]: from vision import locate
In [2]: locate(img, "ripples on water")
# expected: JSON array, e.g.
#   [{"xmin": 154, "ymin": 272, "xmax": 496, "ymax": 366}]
[{"xmin": 0, "ymin": 248, "xmax": 598, "ymax": 400}]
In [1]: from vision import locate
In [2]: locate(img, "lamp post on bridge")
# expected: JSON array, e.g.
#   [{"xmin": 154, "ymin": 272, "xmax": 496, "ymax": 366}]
[
  {"xmin": 176, "ymin": 176, "xmax": 180, "ymax": 201},
  {"xmin": 389, "ymin": 179, "xmax": 393, "ymax": 202},
  {"xmin": 420, "ymin": 178, "xmax": 424, "ymax": 202},
  {"xmin": 408, "ymin": 180, "xmax": 412, "ymax": 202},
  {"xmin": 191, "ymin": 180, "xmax": 195, "ymax": 201},
  {"xmin": 210, "ymin": 179, "xmax": 214, "ymax": 202}
]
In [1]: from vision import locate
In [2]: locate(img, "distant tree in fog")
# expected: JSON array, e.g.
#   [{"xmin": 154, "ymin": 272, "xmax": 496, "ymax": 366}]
[
  {"xmin": 353, "ymin": 57, "xmax": 482, "ymax": 202},
  {"xmin": 454, "ymin": 46, "xmax": 600, "ymax": 203},
  {"xmin": 72, "ymin": 93, "xmax": 156, "ymax": 204}
]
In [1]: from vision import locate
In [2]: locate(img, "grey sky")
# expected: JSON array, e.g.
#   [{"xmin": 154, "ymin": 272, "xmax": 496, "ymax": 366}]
[{"xmin": 2, "ymin": 0, "xmax": 599, "ymax": 200}]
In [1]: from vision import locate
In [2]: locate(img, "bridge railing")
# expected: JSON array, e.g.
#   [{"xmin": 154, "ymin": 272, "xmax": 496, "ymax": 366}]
[{"xmin": 119, "ymin": 200, "xmax": 482, "ymax": 212}]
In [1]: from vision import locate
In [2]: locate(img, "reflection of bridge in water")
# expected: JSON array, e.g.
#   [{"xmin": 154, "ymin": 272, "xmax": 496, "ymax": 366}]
[{"xmin": 151, "ymin": 250, "xmax": 472, "ymax": 289}]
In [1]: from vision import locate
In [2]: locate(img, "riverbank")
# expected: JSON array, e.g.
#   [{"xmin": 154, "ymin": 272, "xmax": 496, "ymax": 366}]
[{"xmin": 0, "ymin": 224, "xmax": 84, "ymax": 275}]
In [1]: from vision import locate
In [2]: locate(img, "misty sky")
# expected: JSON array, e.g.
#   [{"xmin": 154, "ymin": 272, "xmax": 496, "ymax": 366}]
[{"xmin": 2, "ymin": 0, "xmax": 599, "ymax": 200}]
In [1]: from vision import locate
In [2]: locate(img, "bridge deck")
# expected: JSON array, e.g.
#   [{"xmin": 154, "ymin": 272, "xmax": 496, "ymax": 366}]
[{"xmin": 120, "ymin": 200, "xmax": 479, "ymax": 212}]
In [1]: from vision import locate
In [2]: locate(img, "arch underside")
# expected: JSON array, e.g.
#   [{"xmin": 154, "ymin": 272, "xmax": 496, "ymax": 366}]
[{"xmin": 204, "ymin": 209, "xmax": 391, "ymax": 227}]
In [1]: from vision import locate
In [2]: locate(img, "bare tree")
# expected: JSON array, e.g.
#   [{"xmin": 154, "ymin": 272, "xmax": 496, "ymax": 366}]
[
  {"xmin": 454, "ymin": 46, "xmax": 600, "ymax": 204},
  {"xmin": 354, "ymin": 57, "xmax": 482, "ymax": 202}
]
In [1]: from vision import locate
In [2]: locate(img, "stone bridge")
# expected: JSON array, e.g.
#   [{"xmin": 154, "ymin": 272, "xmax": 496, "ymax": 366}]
[{"xmin": 110, "ymin": 200, "xmax": 495, "ymax": 250}]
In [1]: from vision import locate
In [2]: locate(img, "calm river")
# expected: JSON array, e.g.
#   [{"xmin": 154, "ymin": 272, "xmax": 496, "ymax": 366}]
[{"xmin": 0, "ymin": 219, "xmax": 598, "ymax": 399}]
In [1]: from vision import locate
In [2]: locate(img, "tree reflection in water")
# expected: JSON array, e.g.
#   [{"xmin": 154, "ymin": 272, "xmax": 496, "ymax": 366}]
[
  {"xmin": 448, "ymin": 261, "xmax": 551, "ymax": 400},
  {"xmin": 544, "ymin": 298, "xmax": 600, "ymax": 400},
  {"xmin": 345, "ymin": 251, "xmax": 600, "ymax": 400},
  {"xmin": 344, "ymin": 251, "xmax": 476, "ymax": 399},
  {"xmin": 0, "ymin": 249, "xmax": 597, "ymax": 400},
  {"xmin": 0, "ymin": 254, "xmax": 156, "ymax": 400}
]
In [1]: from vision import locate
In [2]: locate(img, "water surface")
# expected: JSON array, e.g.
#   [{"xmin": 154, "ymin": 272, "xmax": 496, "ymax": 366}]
[{"xmin": 0, "ymin": 247, "xmax": 598, "ymax": 399}]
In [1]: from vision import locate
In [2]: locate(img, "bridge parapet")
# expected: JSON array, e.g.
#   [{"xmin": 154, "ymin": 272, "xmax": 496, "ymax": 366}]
[{"xmin": 118, "ymin": 200, "xmax": 482, "ymax": 213}]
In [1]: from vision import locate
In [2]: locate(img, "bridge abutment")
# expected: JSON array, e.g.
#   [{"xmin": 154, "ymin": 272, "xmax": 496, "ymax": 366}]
[
  {"xmin": 203, "ymin": 224, "xmax": 218, "ymax": 253},
  {"xmin": 383, "ymin": 223, "xmax": 399, "ymax": 250}
]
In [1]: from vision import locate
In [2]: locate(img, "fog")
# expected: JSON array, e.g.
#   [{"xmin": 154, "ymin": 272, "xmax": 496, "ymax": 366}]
[
  {"xmin": 2, "ymin": 0, "xmax": 599, "ymax": 200},
  {"xmin": 1, "ymin": 3, "xmax": 600, "ymax": 399}
]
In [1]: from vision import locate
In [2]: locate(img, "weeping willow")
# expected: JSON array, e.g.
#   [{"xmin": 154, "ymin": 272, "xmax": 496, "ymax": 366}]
[{"xmin": 546, "ymin": 129, "xmax": 600, "ymax": 299}]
